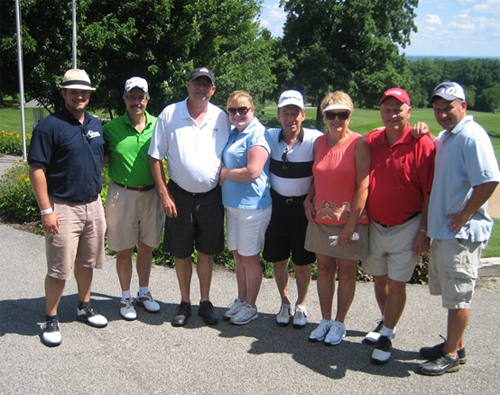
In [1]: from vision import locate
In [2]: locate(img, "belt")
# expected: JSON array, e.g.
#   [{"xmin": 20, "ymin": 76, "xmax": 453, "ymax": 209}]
[
  {"xmin": 271, "ymin": 189, "xmax": 307, "ymax": 206},
  {"xmin": 374, "ymin": 211, "xmax": 422, "ymax": 228},
  {"xmin": 70, "ymin": 195, "xmax": 98, "ymax": 204},
  {"xmin": 169, "ymin": 180, "xmax": 218, "ymax": 197},
  {"xmin": 114, "ymin": 181, "xmax": 155, "ymax": 192}
]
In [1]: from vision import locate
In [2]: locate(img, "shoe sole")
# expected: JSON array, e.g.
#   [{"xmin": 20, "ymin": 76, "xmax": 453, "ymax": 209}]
[
  {"xmin": 276, "ymin": 320, "xmax": 290, "ymax": 327},
  {"xmin": 371, "ymin": 357, "xmax": 391, "ymax": 365},
  {"xmin": 41, "ymin": 336, "xmax": 61, "ymax": 347},
  {"xmin": 198, "ymin": 313, "xmax": 219, "ymax": 325},
  {"xmin": 120, "ymin": 312, "xmax": 137, "ymax": 321},
  {"xmin": 417, "ymin": 364, "xmax": 461, "ymax": 376},
  {"xmin": 293, "ymin": 323, "xmax": 306, "ymax": 329},
  {"xmin": 76, "ymin": 316, "xmax": 108, "ymax": 328},
  {"xmin": 230, "ymin": 314, "xmax": 258, "ymax": 325},
  {"xmin": 135, "ymin": 301, "xmax": 160, "ymax": 314}
]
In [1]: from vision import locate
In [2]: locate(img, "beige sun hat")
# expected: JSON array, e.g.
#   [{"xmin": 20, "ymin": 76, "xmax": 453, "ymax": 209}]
[{"xmin": 59, "ymin": 69, "xmax": 96, "ymax": 91}]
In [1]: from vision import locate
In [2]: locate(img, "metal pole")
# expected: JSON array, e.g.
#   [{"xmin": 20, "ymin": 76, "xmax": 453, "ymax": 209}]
[
  {"xmin": 15, "ymin": 0, "xmax": 27, "ymax": 161},
  {"xmin": 72, "ymin": 0, "xmax": 77, "ymax": 69}
]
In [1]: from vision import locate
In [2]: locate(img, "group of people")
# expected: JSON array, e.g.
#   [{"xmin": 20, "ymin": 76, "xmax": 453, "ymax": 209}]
[{"xmin": 28, "ymin": 67, "xmax": 499, "ymax": 377}]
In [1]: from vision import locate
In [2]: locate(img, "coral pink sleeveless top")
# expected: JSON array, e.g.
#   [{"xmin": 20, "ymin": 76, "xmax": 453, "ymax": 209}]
[{"xmin": 312, "ymin": 132, "xmax": 369, "ymax": 225}]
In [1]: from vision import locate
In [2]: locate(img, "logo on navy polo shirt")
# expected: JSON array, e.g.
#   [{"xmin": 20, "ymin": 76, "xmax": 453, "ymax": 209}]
[{"xmin": 86, "ymin": 130, "xmax": 101, "ymax": 139}]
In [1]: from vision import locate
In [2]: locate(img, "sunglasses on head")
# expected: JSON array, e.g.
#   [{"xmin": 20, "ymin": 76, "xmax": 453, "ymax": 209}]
[
  {"xmin": 324, "ymin": 111, "xmax": 349, "ymax": 121},
  {"xmin": 227, "ymin": 107, "xmax": 250, "ymax": 116}
]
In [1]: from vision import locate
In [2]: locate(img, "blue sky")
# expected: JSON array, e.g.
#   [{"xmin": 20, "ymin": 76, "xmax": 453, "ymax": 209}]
[{"xmin": 258, "ymin": 0, "xmax": 500, "ymax": 57}]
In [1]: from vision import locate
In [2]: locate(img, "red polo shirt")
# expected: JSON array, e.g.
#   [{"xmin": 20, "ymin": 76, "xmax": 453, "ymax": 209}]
[{"xmin": 366, "ymin": 124, "xmax": 435, "ymax": 226}]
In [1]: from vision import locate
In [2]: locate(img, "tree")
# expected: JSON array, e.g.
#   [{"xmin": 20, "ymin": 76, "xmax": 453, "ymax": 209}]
[
  {"xmin": 279, "ymin": 0, "xmax": 418, "ymax": 129},
  {"xmin": 0, "ymin": 0, "xmax": 275, "ymax": 118},
  {"xmin": 475, "ymin": 87, "xmax": 500, "ymax": 113}
]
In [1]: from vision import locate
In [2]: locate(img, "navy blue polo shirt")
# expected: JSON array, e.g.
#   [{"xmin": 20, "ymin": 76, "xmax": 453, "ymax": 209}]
[{"xmin": 28, "ymin": 107, "xmax": 105, "ymax": 202}]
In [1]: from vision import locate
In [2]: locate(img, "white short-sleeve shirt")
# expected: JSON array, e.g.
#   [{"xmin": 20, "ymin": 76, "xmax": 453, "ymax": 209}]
[{"xmin": 148, "ymin": 98, "xmax": 231, "ymax": 193}]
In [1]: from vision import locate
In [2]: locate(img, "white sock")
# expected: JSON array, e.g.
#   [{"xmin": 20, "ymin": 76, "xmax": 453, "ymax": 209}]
[
  {"xmin": 122, "ymin": 290, "xmax": 131, "ymax": 300},
  {"xmin": 380, "ymin": 325, "xmax": 395, "ymax": 337},
  {"xmin": 138, "ymin": 286, "xmax": 149, "ymax": 296}
]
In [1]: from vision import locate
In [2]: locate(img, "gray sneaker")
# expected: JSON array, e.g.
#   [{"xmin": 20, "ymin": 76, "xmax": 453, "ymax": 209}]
[
  {"xmin": 276, "ymin": 304, "xmax": 291, "ymax": 326},
  {"xmin": 308, "ymin": 319, "xmax": 333, "ymax": 342},
  {"xmin": 324, "ymin": 321, "xmax": 346, "ymax": 346},
  {"xmin": 292, "ymin": 305, "xmax": 307, "ymax": 328},
  {"xmin": 224, "ymin": 298, "xmax": 244, "ymax": 319},
  {"xmin": 230, "ymin": 303, "xmax": 258, "ymax": 325}
]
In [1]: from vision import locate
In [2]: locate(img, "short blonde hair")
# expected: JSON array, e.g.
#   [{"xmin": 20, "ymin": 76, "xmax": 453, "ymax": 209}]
[
  {"xmin": 227, "ymin": 90, "xmax": 255, "ymax": 110},
  {"xmin": 320, "ymin": 91, "xmax": 354, "ymax": 113}
]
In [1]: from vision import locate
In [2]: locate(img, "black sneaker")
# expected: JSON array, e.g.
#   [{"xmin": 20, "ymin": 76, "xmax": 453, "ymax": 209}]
[
  {"xmin": 417, "ymin": 353, "xmax": 460, "ymax": 376},
  {"xmin": 76, "ymin": 306, "xmax": 108, "ymax": 328},
  {"xmin": 420, "ymin": 339, "xmax": 467, "ymax": 364},
  {"xmin": 198, "ymin": 300, "xmax": 219, "ymax": 325},
  {"xmin": 371, "ymin": 336, "xmax": 392, "ymax": 364},
  {"xmin": 363, "ymin": 319, "xmax": 384, "ymax": 345},
  {"xmin": 172, "ymin": 301, "xmax": 192, "ymax": 327},
  {"xmin": 41, "ymin": 318, "xmax": 62, "ymax": 347}
]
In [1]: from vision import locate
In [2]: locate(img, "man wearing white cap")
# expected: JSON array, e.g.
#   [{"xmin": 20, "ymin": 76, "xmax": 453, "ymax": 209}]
[
  {"xmin": 103, "ymin": 77, "xmax": 164, "ymax": 321},
  {"xmin": 417, "ymin": 82, "xmax": 500, "ymax": 375},
  {"xmin": 28, "ymin": 69, "xmax": 108, "ymax": 347},
  {"xmin": 149, "ymin": 67, "xmax": 230, "ymax": 327},
  {"xmin": 362, "ymin": 88, "xmax": 435, "ymax": 364},
  {"xmin": 262, "ymin": 90, "xmax": 322, "ymax": 328}
]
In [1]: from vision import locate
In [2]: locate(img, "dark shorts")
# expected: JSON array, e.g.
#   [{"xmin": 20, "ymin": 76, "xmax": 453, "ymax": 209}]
[
  {"xmin": 262, "ymin": 190, "xmax": 316, "ymax": 266},
  {"xmin": 163, "ymin": 181, "xmax": 224, "ymax": 259}
]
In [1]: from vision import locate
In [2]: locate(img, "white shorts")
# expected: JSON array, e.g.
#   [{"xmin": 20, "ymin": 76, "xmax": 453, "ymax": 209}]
[
  {"xmin": 363, "ymin": 214, "xmax": 421, "ymax": 282},
  {"xmin": 105, "ymin": 181, "xmax": 165, "ymax": 251},
  {"xmin": 226, "ymin": 206, "xmax": 272, "ymax": 256}
]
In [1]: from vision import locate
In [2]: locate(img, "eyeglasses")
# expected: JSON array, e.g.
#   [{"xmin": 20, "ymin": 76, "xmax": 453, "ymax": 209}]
[
  {"xmin": 126, "ymin": 95, "xmax": 147, "ymax": 102},
  {"xmin": 192, "ymin": 80, "xmax": 212, "ymax": 89},
  {"xmin": 324, "ymin": 111, "xmax": 349, "ymax": 121},
  {"xmin": 282, "ymin": 148, "xmax": 289, "ymax": 171},
  {"xmin": 227, "ymin": 107, "xmax": 250, "ymax": 116}
]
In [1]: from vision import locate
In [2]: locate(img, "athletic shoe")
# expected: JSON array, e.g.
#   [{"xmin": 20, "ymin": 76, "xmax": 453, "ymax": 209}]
[
  {"xmin": 363, "ymin": 319, "xmax": 384, "ymax": 344},
  {"xmin": 224, "ymin": 298, "xmax": 244, "ymax": 319},
  {"xmin": 324, "ymin": 321, "xmax": 346, "ymax": 346},
  {"xmin": 120, "ymin": 298, "xmax": 137, "ymax": 321},
  {"xmin": 417, "ymin": 353, "xmax": 461, "ymax": 376},
  {"xmin": 371, "ymin": 336, "xmax": 393, "ymax": 364},
  {"xmin": 41, "ymin": 318, "xmax": 62, "ymax": 347},
  {"xmin": 293, "ymin": 305, "xmax": 307, "ymax": 328},
  {"xmin": 136, "ymin": 291, "xmax": 160, "ymax": 313},
  {"xmin": 76, "ymin": 306, "xmax": 108, "ymax": 328},
  {"xmin": 420, "ymin": 338, "xmax": 467, "ymax": 364},
  {"xmin": 230, "ymin": 303, "xmax": 258, "ymax": 325},
  {"xmin": 276, "ymin": 304, "xmax": 291, "ymax": 326},
  {"xmin": 308, "ymin": 319, "xmax": 333, "ymax": 342}
]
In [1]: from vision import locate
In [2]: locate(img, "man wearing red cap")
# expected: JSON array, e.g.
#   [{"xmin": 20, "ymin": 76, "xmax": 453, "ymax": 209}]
[{"xmin": 362, "ymin": 88, "xmax": 435, "ymax": 364}]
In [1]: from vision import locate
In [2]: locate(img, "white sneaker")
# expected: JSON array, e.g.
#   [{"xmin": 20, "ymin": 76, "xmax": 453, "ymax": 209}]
[
  {"xmin": 230, "ymin": 303, "xmax": 258, "ymax": 325},
  {"xmin": 293, "ymin": 305, "xmax": 307, "ymax": 328},
  {"xmin": 136, "ymin": 291, "xmax": 160, "ymax": 313},
  {"xmin": 41, "ymin": 319, "xmax": 62, "ymax": 347},
  {"xmin": 308, "ymin": 319, "xmax": 333, "ymax": 342},
  {"xmin": 120, "ymin": 298, "xmax": 137, "ymax": 321},
  {"xmin": 276, "ymin": 304, "xmax": 291, "ymax": 326},
  {"xmin": 324, "ymin": 321, "xmax": 346, "ymax": 346},
  {"xmin": 224, "ymin": 298, "xmax": 244, "ymax": 319},
  {"xmin": 76, "ymin": 306, "xmax": 108, "ymax": 328}
]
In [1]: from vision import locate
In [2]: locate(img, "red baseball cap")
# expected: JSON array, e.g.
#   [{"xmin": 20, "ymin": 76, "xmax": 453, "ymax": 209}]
[{"xmin": 380, "ymin": 88, "xmax": 411, "ymax": 106}]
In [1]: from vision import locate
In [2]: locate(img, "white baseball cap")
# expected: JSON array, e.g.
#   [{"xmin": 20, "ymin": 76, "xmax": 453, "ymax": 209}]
[
  {"xmin": 124, "ymin": 77, "xmax": 148, "ymax": 94},
  {"xmin": 278, "ymin": 90, "xmax": 304, "ymax": 109}
]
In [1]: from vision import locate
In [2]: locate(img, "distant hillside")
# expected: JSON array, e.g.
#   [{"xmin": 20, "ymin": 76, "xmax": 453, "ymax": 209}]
[{"xmin": 406, "ymin": 55, "xmax": 500, "ymax": 62}]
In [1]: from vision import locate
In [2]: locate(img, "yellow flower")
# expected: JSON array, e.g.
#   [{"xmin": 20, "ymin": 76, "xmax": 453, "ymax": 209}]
[{"xmin": 25, "ymin": 177, "xmax": 30, "ymax": 181}]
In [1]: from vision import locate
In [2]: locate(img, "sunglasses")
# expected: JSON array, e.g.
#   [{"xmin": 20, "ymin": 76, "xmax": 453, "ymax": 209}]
[
  {"xmin": 227, "ymin": 107, "xmax": 250, "ymax": 116},
  {"xmin": 325, "ymin": 111, "xmax": 350, "ymax": 121},
  {"xmin": 282, "ymin": 148, "xmax": 289, "ymax": 171}
]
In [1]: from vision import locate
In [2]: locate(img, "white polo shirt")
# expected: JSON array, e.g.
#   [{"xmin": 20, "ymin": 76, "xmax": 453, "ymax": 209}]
[
  {"xmin": 149, "ymin": 98, "xmax": 231, "ymax": 193},
  {"xmin": 268, "ymin": 127, "xmax": 323, "ymax": 197}
]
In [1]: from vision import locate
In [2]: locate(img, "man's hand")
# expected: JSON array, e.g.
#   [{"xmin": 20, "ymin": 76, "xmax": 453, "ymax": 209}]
[
  {"xmin": 411, "ymin": 122, "xmax": 436, "ymax": 141},
  {"xmin": 447, "ymin": 212, "xmax": 470, "ymax": 234},
  {"xmin": 42, "ymin": 212, "xmax": 60, "ymax": 235},
  {"xmin": 160, "ymin": 192, "xmax": 177, "ymax": 218},
  {"xmin": 304, "ymin": 199, "xmax": 316, "ymax": 223},
  {"xmin": 412, "ymin": 230, "xmax": 430, "ymax": 256}
]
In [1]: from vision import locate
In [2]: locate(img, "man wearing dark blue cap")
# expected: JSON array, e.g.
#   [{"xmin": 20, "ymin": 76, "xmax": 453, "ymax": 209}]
[{"xmin": 417, "ymin": 82, "xmax": 500, "ymax": 375}]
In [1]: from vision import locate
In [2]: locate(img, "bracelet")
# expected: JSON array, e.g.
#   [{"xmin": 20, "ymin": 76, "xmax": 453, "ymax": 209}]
[
  {"xmin": 40, "ymin": 208, "xmax": 53, "ymax": 216},
  {"xmin": 419, "ymin": 228, "xmax": 427, "ymax": 234}
]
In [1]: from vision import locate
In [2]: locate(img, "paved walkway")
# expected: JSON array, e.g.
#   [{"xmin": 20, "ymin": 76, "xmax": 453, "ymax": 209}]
[{"xmin": 1, "ymin": 224, "xmax": 500, "ymax": 395}]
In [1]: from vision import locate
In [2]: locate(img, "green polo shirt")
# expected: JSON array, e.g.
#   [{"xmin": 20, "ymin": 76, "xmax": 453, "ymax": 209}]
[{"xmin": 104, "ymin": 110, "xmax": 157, "ymax": 186}]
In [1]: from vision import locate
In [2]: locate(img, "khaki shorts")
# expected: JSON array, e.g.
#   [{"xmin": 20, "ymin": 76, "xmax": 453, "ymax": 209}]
[
  {"xmin": 226, "ymin": 206, "xmax": 272, "ymax": 256},
  {"xmin": 428, "ymin": 238, "xmax": 485, "ymax": 309},
  {"xmin": 304, "ymin": 222, "xmax": 369, "ymax": 261},
  {"xmin": 105, "ymin": 181, "xmax": 164, "ymax": 251},
  {"xmin": 363, "ymin": 215, "xmax": 421, "ymax": 282},
  {"xmin": 46, "ymin": 196, "xmax": 106, "ymax": 280}
]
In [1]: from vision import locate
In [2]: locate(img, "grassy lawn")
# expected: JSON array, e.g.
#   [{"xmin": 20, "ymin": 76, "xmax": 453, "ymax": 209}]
[{"xmin": 2, "ymin": 100, "xmax": 500, "ymax": 257}]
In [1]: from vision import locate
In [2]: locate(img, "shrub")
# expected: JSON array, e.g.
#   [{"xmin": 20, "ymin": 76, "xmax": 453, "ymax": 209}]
[
  {"xmin": 0, "ymin": 161, "xmax": 39, "ymax": 223},
  {"xmin": 0, "ymin": 130, "xmax": 31, "ymax": 156}
]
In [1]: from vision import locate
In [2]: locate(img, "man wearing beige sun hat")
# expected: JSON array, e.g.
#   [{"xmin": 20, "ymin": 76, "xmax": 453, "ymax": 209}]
[{"xmin": 28, "ymin": 69, "xmax": 108, "ymax": 347}]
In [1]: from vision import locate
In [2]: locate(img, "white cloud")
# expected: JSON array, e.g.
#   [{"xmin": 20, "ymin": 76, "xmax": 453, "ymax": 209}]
[
  {"xmin": 425, "ymin": 14, "xmax": 442, "ymax": 25},
  {"xmin": 259, "ymin": 1, "xmax": 286, "ymax": 37},
  {"xmin": 471, "ymin": 0, "xmax": 500, "ymax": 15}
]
